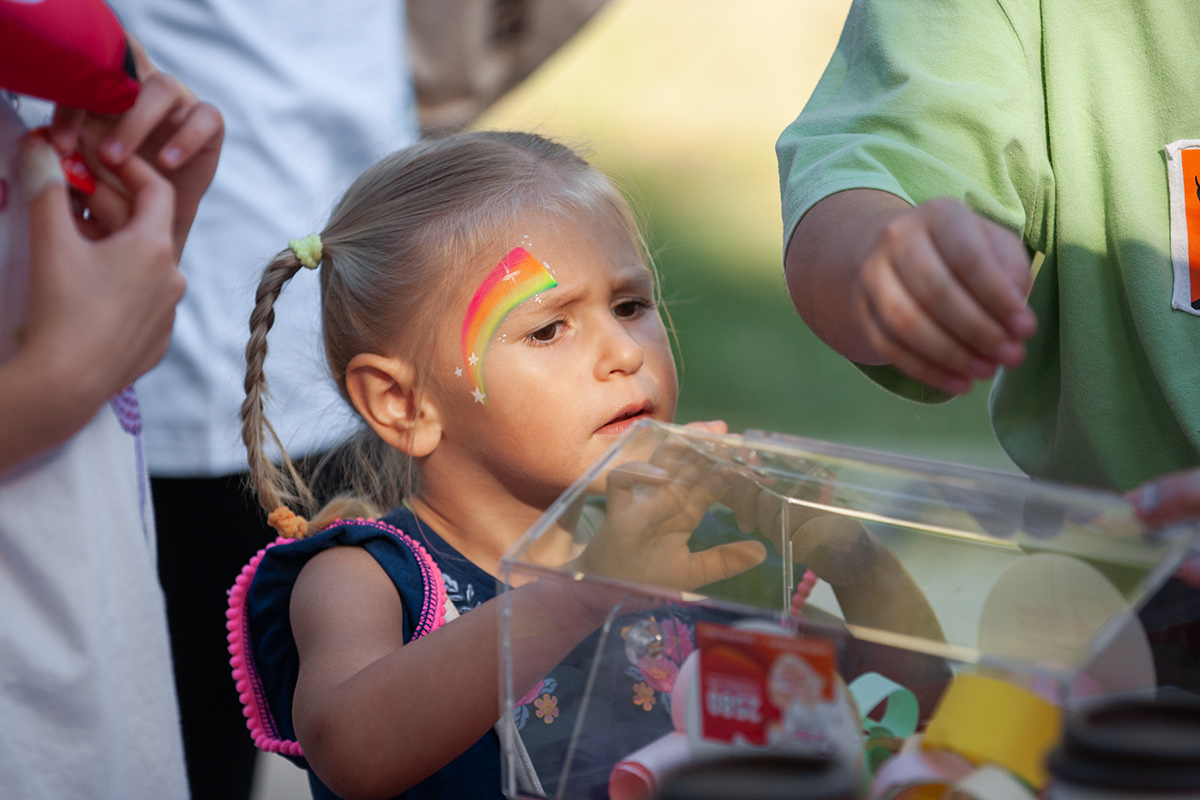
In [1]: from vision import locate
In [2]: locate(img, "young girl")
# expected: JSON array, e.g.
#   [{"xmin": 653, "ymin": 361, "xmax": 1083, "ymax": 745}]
[{"xmin": 229, "ymin": 131, "xmax": 944, "ymax": 800}]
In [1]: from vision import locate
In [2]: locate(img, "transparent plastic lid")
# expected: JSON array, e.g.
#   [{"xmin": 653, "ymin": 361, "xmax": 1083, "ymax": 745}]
[{"xmin": 497, "ymin": 420, "xmax": 1196, "ymax": 799}]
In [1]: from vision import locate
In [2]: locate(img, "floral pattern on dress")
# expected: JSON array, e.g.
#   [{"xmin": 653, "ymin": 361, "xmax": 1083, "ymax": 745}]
[
  {"xmin": 659, "ymin": 617, "xmax": 694, "ymax": 663},
  {"xmin": 621, "ymin": 608, "xmax": 695, "ymax": 710},
  {"xmin": 513, "ymin": 677, "xmax": 558, "ymax": 731},
  {"xmin": 443, "ymin": 573, "xmax": 482, "ymax": 613},
  {"xmin": 534, "ymin": 694, "xmax": 559, "ymax": 723},
  {"xmin": 633, "ymin": 682, "xmax": 655, "ymax": 711}
]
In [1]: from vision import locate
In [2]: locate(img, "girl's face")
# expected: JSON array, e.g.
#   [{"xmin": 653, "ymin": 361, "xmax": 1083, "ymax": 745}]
[{"xmin": 426, "ymin": 210, "xmax": 679, "ymax": 506}]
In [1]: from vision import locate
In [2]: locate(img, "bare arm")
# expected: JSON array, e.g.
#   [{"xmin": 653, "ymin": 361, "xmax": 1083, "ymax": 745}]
[
  {"xmin": 289, "ymin": 547, "xmax": 610, "ymax": 800},
  {"xmin": 290, "ymin": 436, "xmax": 766, "ymax": 800},
  {"xmin": 784, "ymin": 188, "xmax": 1036, "ymax": 395}
]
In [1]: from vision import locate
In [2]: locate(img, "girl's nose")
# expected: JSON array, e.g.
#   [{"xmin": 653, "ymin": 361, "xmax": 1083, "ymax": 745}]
[{"xmin": 595, "ymin": 319, "xmax": 645, "ymax": 378}]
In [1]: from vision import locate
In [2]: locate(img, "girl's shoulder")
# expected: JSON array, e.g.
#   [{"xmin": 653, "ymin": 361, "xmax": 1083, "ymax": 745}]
[
  {"xmin": 227, "ymin": 507, "xmax": 451, "ymax": 763},
  {"xmin": 246, "ymin": 508, "xmax": 448, "ymax": 638}
]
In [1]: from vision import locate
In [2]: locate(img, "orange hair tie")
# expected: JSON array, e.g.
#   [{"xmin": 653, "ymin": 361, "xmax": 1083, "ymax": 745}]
[{"xmin": 267, "ymin": 506, "xmax": 309, "ymax": 539}]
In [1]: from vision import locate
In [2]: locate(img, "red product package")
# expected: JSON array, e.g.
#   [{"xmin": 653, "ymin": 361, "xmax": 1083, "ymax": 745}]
[
  {"xmin": 0, "ymin": 0, "xmax": 139, "ymax": 114},
  {"xmin": 696, "ymin": 620, "xmax": 837, "ymax": 748}
]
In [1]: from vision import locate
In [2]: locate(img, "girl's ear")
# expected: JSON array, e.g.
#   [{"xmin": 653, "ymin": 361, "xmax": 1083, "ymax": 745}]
[{"xmin": 344, "ymin": 353, "xmax": 442, "ymax": 458}]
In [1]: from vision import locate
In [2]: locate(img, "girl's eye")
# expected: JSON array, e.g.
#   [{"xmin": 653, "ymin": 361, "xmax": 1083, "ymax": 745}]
[
  {"xmin": 528, "ymin": 320, "xmax": 563, "ymax": 343},
  {"xmin": 613, "ymin": 299, "xmax": 653, "ymax": 319}
]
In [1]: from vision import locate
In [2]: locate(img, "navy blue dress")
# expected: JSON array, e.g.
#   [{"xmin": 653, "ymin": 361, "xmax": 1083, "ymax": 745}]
[{"xmin": 230, "ymin": 506, "xmax": 713, "ymax": 799}]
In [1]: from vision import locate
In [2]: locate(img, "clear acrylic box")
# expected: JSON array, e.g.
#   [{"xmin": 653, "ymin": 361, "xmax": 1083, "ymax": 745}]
[{"xmin": 498, "ymin": 420, "xmax": 1197, "ymax": 800}]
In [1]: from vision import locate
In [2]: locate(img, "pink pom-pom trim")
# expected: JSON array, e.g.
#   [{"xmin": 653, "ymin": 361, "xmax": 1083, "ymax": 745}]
[
  {"xmin": 790, "ymin": 569, "xmax": 818, "ymax": 615},
  {"xmin": 226, "ymin": 519, "xmax": 449, "ymax": 758}
]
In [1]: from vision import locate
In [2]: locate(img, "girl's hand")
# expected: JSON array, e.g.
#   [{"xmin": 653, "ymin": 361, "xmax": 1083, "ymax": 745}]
[
  {"xmin": 577, "ymin": 433, "xmax": 766, "ymax": 592},
  {"xmin": 47, "ymin": 33, "xmax": 222, "ymax": 261},
  {"xmin": 723, "ymin": 472, "xmax": 878, "ymax": 591},
  {"xmin": 853, "ymin": 197, "xmax": 1036, "ymax": 395}
]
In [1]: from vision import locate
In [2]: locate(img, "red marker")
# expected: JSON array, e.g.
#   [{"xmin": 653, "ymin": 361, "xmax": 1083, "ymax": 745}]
[{"xmin": 28, "ymin": 127, "xmax": 97, "ymax": 195}]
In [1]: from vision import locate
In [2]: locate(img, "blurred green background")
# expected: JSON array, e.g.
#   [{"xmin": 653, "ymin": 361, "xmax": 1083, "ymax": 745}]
[{"xmin": 479, "ymin": 0, "xmax": 1016, "ymax": 471}]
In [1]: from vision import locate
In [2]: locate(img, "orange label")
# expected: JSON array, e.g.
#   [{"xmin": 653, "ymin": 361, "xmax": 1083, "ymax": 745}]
[{"xmin": 1182, "ymin": 149, "xmax": 1200, "ymax": 305}]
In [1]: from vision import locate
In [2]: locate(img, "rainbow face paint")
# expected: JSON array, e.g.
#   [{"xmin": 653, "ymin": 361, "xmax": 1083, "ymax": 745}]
[{"xmin": 460, "ymin": 246, "xmax": 557, "ymax": 403}]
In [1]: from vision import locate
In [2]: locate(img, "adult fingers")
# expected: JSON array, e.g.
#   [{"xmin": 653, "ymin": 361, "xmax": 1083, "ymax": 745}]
[
  {"xmin": 47, "ymin": 106, "xmax": 86, "ymax": 154},
  {"xmin": 1131, "ymin": 468, "xmax": 1200, "ymax": 528},
  {"xmin": 106, "ymin": 152, "xmax": 176, "ymax": 236},
  {"xmin": 859, "ymin": 258, "xmax": 982, "ymax": 394},
  {"xmin": 78, "ymin": 180, "xmax": 133, "ymax": 236},
  {"xmin": 154, "ymin": 100, "xmax": 223, "ymax": 170},
  {"xmin": 18, "ymin": 137, "xmax": 74, "ymax": 242},
  {"xmin": 98, "ymin": 71, "xmax": 194, "ymax": 165},
  {"xmin": 886, "ymin": 213, "xmax": 1015, "ymax": 368},
  {"xmin": 926, "ymin": 200, "xmax": 1035, "ymax": 350}
]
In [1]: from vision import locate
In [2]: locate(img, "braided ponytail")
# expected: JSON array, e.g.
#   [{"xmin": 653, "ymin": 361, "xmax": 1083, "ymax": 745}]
[{"xmin": 240, "ymin": 248, "xmax": 319, "ymax": 538}]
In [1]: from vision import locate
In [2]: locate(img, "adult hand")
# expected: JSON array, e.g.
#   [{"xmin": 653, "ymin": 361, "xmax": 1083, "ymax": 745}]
[
  {"xmin": 1131, "ymin": 468, "xmax": 1200, "ymax": 528},
  {"xmin": 1130, "ymin": 469, "xmax": 1200, "ymax": 588},
  {"xmin": 47, "ymin": 32, "xmax": 222, "ymax": 260},
  {"xmin": 788, "ymin": 190, "xmax": 1037, "ymax": 395},
  {"xmin": 854, "ymin": 197, "xmax": 1036, "ymax": 393},
  {"xmin": 0, "ymin": 135, "xmax": 184, "ymax": 469}
]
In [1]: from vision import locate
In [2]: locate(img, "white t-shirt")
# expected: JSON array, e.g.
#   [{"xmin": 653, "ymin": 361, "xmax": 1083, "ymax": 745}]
[
  {"xmin": 0, "ymin": 103, "xmax": 187, "ymax": 799},
  {"xmin": 109, "ymin": 0, "xmax": 421, "ymax": 475}
]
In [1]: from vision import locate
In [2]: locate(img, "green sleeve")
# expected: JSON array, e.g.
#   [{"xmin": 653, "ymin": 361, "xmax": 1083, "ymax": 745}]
[{"xmin": 776, "ymin": 0, "xmax": 1053, "ymax": 403}]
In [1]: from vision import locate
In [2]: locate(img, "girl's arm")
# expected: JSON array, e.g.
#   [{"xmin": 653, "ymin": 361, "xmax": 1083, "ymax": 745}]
[
  {"xmin": 289, "ymin": 438, "xmax": 771, "ymax": 799},
  {"xmin": 791, "ymin": 515, "xmax": 945, "ymax": 644},
  {"xmin": 289, "ymin": 545, "xmax": 611, "ymax": 800}
]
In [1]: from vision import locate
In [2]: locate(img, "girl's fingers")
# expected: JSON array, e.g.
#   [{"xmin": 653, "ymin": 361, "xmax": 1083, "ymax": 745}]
[
  {"xmin": 682, "ymin": 419, "xmax": 728, "ymax": 435},
  {"xmin": 729, "ymin": 476, "xmax": 763, "ymax": 534},
  {"xmin": 685, "ymin": 540, "xmax": 767, "ymax": 589},
  {"xmin": 605, "ymin": 463, "xmax": 671, "ymax": 504}
]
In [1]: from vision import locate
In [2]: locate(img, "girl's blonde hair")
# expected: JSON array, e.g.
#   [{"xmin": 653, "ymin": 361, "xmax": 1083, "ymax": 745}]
[{"xmin": 241, "ymin": 131, "xmax": 651, "ymax": 538}]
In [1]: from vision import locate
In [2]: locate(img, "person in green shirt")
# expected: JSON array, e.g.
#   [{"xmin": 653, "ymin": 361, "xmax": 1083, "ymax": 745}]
[
  {"xmin": 777, "ymin": 0, "xmax": 1200, "ymax": 524},
  {"xmin": 777, "ymin": 0, "xmax": 1200, "ymax": 691}
]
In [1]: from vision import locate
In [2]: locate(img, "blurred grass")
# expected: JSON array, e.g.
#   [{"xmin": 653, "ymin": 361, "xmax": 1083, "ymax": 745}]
[{"xmin": 478, "ymin": 0, "xmax": 1016, "ymax": 471}]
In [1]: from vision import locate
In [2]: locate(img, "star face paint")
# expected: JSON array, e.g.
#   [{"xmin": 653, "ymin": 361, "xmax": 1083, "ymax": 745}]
[{"xmin": 460, "ymin": 246, "xmax": 557, "ymax": 402}]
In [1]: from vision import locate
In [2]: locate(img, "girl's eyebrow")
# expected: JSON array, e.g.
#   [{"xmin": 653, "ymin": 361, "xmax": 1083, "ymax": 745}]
[
  {"xmin": 615, "ymin": 265, "xmax": 656, "ymax": 293},
  {"xmin": 497, "ymin": 259, "xmax": 658, "ymax": 329}
]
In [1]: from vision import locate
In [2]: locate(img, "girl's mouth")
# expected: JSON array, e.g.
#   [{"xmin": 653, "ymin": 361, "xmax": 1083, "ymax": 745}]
[{"xmin": 597, "ymin": 401, "xmax": 654, "ymax": 435}]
